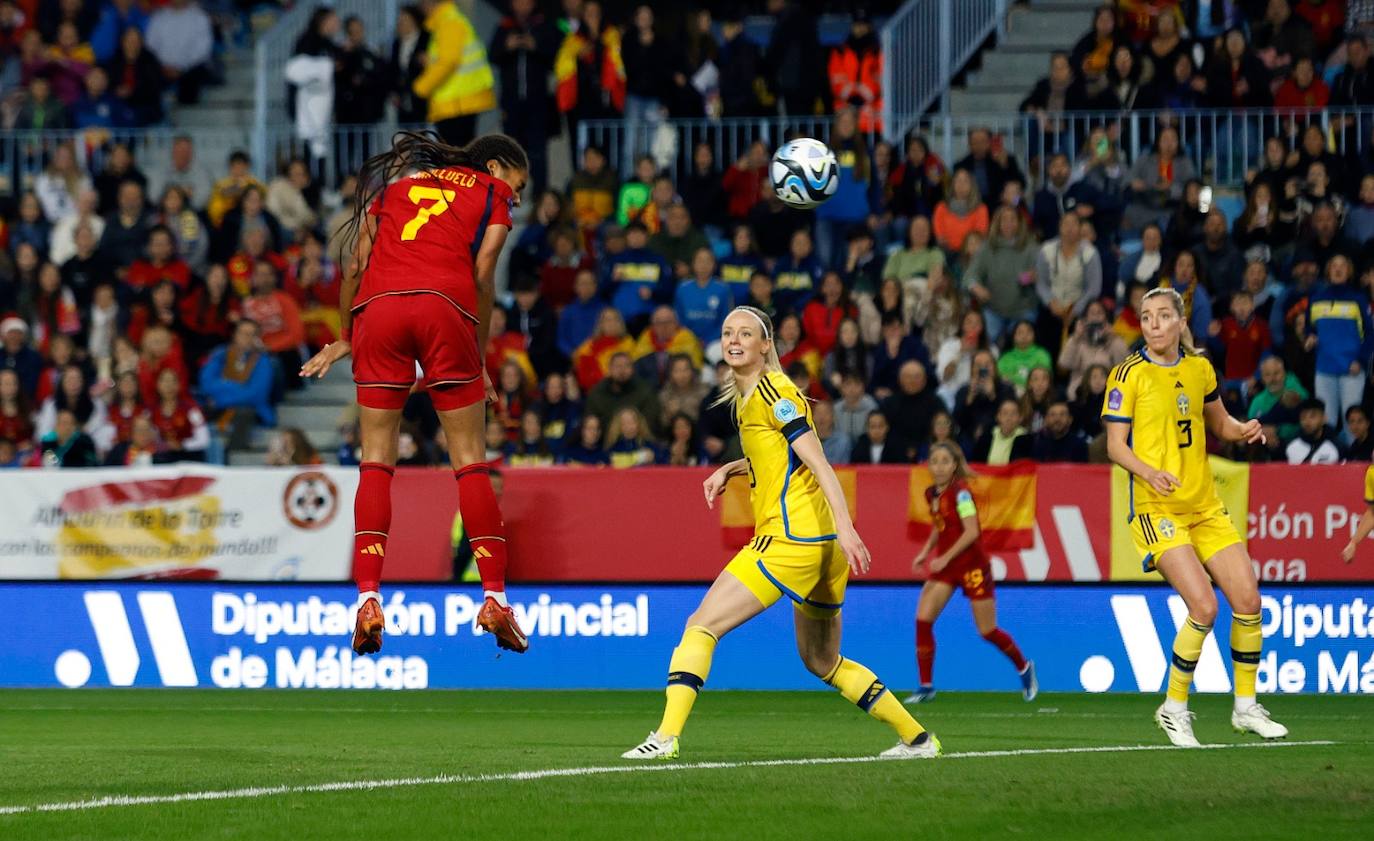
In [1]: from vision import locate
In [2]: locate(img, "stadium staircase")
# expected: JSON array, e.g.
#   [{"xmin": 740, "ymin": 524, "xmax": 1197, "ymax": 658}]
[{"xmin": 950, "ymin": 0, "xmax": 1101, "ymax": 115}]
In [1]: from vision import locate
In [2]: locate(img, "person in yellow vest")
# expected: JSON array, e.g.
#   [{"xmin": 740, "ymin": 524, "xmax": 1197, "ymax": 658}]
[{"xmin": 414, "ymin": 0, "xmax": 497, "ymax": 147}]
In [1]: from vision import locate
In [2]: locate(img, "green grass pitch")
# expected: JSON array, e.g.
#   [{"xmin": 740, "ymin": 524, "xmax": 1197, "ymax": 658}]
[{"xmin": 1, "ymin": 689, "xmax": 1371, "ymax": 840}]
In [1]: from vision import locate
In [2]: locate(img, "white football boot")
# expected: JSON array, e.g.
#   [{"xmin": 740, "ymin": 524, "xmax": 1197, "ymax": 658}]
[
  {"xmin": 1232, "ymin": 703, "xmax": 1288, "ymax": 739},
  {"xmin": 1155, "ymin": 704, "xmax": 1201, "ymax": 747},
  {"xmin": 879, "ymin": 732, "xmax": 942, "ymax": 759},
  {"xmin": 621, "ymin": 731, "xmax": 680, "ymax": 760}
]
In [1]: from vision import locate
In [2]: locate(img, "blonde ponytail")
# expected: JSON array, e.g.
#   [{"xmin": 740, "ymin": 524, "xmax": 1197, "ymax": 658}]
[{"xmin": 711, "ymin": 306, "xmax": 785, "ymax": 408}]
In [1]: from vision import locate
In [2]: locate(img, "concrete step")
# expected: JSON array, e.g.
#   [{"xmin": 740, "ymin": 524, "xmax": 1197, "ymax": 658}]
[
  {"xmin": 1008, "ymin": 6, "xmax": 1095, "ymax": 38},
  {"xmin": 949, "ymin": 88, "xmax": 1027, "ymax": 115},
  {"xmin": 974, "ymin": 49, "xmax": 1055, "ymax": 85},
  {"xmin": 170, "ymin": 107, "xmax": 256, "ymax": 129},
  {"xmin": 300, "ymin": 379, "xmax": 356, "ymax": 404},
  {"xmin": 1030, "ymin": 0, "xmax": 1105, "ymax": 10}
]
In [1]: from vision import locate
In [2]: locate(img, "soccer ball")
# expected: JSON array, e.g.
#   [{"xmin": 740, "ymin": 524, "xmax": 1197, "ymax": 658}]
[{"xmin": 770, "ymin": 138, "xmax": 839, "ymax": 210}]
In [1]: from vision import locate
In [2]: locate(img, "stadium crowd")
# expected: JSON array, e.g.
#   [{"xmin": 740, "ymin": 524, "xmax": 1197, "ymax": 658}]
[{"xmin": 1, "ymin": 0, "xmax": 1373, "ymax": 472}]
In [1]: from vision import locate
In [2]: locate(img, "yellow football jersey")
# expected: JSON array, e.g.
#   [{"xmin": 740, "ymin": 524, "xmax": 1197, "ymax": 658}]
[
  {"xmin": 736, "ymin": 371, "xmax": 836, "ymax": 541},
  {"xmin": 1102, "ymin": 349, "xmax": 1221, "ymax": 516},
  {"xmin": 1364, "ymin": 465, "xmax": 1374, "ymax": 504}
]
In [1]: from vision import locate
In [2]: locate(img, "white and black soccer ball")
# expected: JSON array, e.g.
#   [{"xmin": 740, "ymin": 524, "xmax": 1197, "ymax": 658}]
[{"xmin": 770, "ymin": 138, "xmax": 839, "ymax": 210}]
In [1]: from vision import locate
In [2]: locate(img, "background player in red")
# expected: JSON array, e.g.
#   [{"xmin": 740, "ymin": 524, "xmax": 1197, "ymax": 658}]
[
  {"xmin": 907, "ymin": 442, "xmax": 1036, "ymax": 703},
  {"xmin": 301, "ymin": 132, "xmax": 530, "ymax": 655}
]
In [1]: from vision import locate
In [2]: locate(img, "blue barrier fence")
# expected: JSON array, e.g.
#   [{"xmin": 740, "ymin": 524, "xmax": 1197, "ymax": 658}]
[{"xmin": 5, "ymin": 582, "xmax": 1371, "ymax": 694}]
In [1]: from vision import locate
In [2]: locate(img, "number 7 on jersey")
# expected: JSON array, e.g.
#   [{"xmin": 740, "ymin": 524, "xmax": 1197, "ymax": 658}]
[{"xmin": 401, "ymin": 185, "xmax": 457, "ymax": 241}]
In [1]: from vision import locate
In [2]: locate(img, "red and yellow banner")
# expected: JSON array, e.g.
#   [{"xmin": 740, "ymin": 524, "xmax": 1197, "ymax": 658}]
[{"xmin": 907, "ymin": 461, "xmax": 1037, "ymax": 550}]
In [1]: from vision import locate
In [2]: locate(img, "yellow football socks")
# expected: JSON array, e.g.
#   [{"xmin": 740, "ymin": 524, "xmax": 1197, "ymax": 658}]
[
  {"xmin": 657, "ymin": 625, "xmax": 717, "ymax": 738},
  {"xmin": 823, "ymin": 656, "xmax": 925, "ymax": 744},
  {"xmin": 1166, "ymin": 616, "xmax": 1212, "ymax": 704},
  {"xmin": 1231, "ymin": 612, "xmax": 1263, "ymax": 700}
]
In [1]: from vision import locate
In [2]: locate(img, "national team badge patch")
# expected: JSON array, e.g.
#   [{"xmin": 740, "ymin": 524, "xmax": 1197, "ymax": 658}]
[
  {"xmin": 1159, "ymin": 518, "xmax": 1176, "ymax": 539},
  {"xmin": 773, "ymin": 398, "xmax": 799, "ymax": 423},
  {"xmin": 1176, "ymin": 393, "xmax": 1190, "ymax": 416},
  {"xmin": 1108, "ymin": 388, "xmax": 1123, "ymax": 411}
]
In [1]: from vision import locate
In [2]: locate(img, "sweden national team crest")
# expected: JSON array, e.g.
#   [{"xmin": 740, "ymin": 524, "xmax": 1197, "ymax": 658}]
[
  {"xmin": 1158, "ymin": 517, "xmax": 1176, "ymax": 539},
  {"xmin": 1176, "ymin": 393, "xmax": 1190, "ymax": 416},
  {"xmin": 773, "ymin": 398, "xmax": 799, "ymax": 423}
]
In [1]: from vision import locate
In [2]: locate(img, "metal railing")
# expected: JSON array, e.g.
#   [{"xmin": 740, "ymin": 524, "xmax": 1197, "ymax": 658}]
[
  {"xmin": 880, "ymin": 0, "xmax": 1008, "ymax": 143},
  {"xmin": 579, "ymin": 107, "xmax": 1374, "ymax": 192},
  {"xmin": 252, "ymin": 0, "xmax": 398, "ymax": 177}
]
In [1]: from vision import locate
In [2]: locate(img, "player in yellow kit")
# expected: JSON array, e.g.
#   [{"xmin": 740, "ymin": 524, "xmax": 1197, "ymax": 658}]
[
  {"xmin": 1104, "ymin": 287, "xmax": 1287, "ymax": 747},
  {"xmin": 1340, "ymin": 466, "xmax": 1374, "ymax": 563},
  {"xmin": 622, "ymin": 306, "xmax": 939, "ymax": 761}
]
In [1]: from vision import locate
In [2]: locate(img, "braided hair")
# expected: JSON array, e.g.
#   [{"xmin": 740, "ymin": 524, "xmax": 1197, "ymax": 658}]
[{"xmin": 344, "ymin": 130, "xmax": 529, "ymax": 246}]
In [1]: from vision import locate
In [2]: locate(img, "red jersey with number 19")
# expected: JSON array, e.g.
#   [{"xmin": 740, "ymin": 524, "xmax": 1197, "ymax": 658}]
[{"xmin": 355, "ymin": 166, "xmax": 515, "ymax": 321}]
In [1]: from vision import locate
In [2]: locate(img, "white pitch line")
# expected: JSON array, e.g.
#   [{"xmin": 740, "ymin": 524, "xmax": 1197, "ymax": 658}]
[{"xmin": 0, "ymin": 740, "xmax": 1337, "ymax": 817}]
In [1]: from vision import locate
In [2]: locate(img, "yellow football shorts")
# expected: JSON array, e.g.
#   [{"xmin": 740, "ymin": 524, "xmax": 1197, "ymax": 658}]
[
  {"xmin": 1132, "ymin": 505, "xmax": 1242, "ymax": 573},
  {"xmin": 724, "ymin": 534, "xmax": 848, "ymax": 619}
]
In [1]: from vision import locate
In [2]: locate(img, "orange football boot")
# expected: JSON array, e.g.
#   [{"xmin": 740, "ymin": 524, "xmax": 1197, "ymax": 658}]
[
  {"xmin": 477, "ymin": 596, "xmax": 529, "ymax": 653},
  {"xmin": 352, "ymin": 597, "xmax": 384, "ymax": 654}
]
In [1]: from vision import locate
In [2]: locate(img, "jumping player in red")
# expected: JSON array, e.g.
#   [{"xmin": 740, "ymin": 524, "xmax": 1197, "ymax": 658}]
[
  {"xmin": 301, "ymin": 132, "xmax": 530, "ymax": 655},
  {"xmin": 906, "ymin": 442, "xmax": 1036, "ymax": 703}
]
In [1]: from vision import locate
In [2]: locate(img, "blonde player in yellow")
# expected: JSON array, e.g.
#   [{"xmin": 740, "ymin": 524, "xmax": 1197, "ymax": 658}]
[
  {"xmin": 1341, "ymin": 466, "xmax": 1374, "ymax": 563},
  {"xmin": 1104, "ymin": 287, "xmax": 1288, "ymax": 747},
  {"xmin": 622, "ymin": 306, "xmax": 939, "ymax": 761}
]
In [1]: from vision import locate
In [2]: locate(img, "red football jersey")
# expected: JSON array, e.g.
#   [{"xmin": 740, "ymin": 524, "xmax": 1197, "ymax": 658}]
[
  {"xmin": 925, "ymin": 479, "xmax": 987, "ymax": 566},
  {"xmin": 150, "ymin": 399, "xmax": 204, "ymax": 448},
  {"xmin": 357, "ymin": 166, "xmax": 515, "ymax": 321}
]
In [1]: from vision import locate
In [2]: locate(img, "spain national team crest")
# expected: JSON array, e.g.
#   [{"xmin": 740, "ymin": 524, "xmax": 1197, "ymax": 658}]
[
  {"xmin": 1176, "ymin": 393, "xmax": 1190, "ymax": 417},
  {"xmin": 1158, "ymin": 517, "xmax": 1176, "ymax": 539}
]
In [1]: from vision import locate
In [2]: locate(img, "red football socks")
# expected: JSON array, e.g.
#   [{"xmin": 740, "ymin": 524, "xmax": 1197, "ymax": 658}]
[
  {"xmin": 916, "ymin": 620, "xmax": 935, "ymax": 686},
  {"xmin": 352, "ymin": 462, "xmax": 395, "ymax": 593},
  {"xmin": 455, "ymin": 463, "xmax": 507, "ymax": 593},
  {"xmin": 981, "ymin": 627, "xmax": 1028, "ymax": 671}
]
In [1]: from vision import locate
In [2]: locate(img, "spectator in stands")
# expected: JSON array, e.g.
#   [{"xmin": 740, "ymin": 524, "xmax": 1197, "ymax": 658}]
[
  {"xmin": 262, "ymin": 427, "xmax": 321, "ymax": 467},
  {"xmin": 880, "ymin": 359, "xmax": 943, "ymax": 451},
  {"xmin": 827, "ymin": 10, "xmax": 882, "ymax": 132},
  {"xmin": 1, "ymin": 318, "xmax": 44, "ymax": 401},
  {"xmin": 98, "ymin": 179, "xmax": 151, "ymax": 280},
  {"xmin": 847, "ymin": 408, "xmax": 907, "ymax": 464},
  {"xmin": 1306, "ymin": 254, "xmax": 1371, "ymax": 431},
  {"xmin": 1100, "ymin": 44, "xmax": 1152, "ymax": 109},
  {"xmin": 13, "ymin": 76, "xmax": 71, "ymax": 131},
  {"xmin": 568, "ymin": 144, "xmax": 617, "ymax": 232},
  {"xmin": 650, "ymin": 204, "xmax": 710, "ymax": 282},
  {"xmin": 46, "ymin": 21, "xmax": 94, "ymax": 106},
  {"xmin": 266, "ymin": 159, "xmax": 318, "ymax": 237},
  {"xmin": 1020, "ymin": 52, "xmax": 1089, "ymax": 156},
  {"xmin": 1071, "ymin": 363, "xmax": 1110, "ymax": 437},
  {"xmin": 1032, "ymin": 400, "xmax": 1088, "ymax": 463},
  {"xmin": 657, "ymin": 353, "xmax": 709, "ymax": 429},
  {"xmin": 801, "ymin": 271, "xmax": 855, "ymax": 356},
  {"xmin": 559, "ymin": 269, "xmax": 604, "ymax": 360},
  {"xmin": 1295, "ymin": 161, "xmax": 1345, "ymax": 228},
  {"xmin": 833, "ymin": 371, "xmax": 877, "ymax": 442},
  {"xmin": 335, "ymin": 16, "xmax": 388, "ymax": 132},
  {"xmin": 954, "ymin": 128, "xmax": 1024, "ymax": 210},
  {"xmin": 1333, "ymin": 34, "xmax": 1374, "ymax": 108},
  {"xmin": 823, "ymin": 317, "xmax": 868, "ymax": 395},
  {"xmin": 389, "ymin": 5, "xmax": 430, "ymax": 124},
  {"xmin": 1193, "ymin": 210, "xmax": 1246, "ymax": 298},
  {"xmin": 145, "ymin": 0, "xmax": 213, "ymax": 105},
  {"xmin": 1147, "ymin": 51, "xmax": 1205, "ymax": 111},
  {"xmin": 34, "ymin": 407, "xmax": 99, "ymax": 468},
  {"xmin": 217, "ymin": 187, "xmax": 283, "ymax": 266},
  {"xmin": 1118, "ymin": 0, "xmax": 1184, "ymax": 46},
  {"xmin": 1347, "ymin": 405, "xmax": 1374, "ymax": 459},
  {"xmin": 868, "ymin": 314, "xmax": 928, "ymax": 401},
  {"xmin": 1275, "ymin": 55, "xmax": 1328, "ymax": 111},
  {"xmin": 1253, "ymin": 0, "xmax": 1314, "ymax": 74},
  {"xmin": 1209, "ymin": 289, "xmax": 1272, "ymax": 393},
  {"xmin": 489, "ymin": 0, "xmax": 557, "ymax": 193},
  {"xmin": 1249, "ymin": 354, "xmax": 1307, "ymax": 441},
  {"xmin": 1233, "ymin": 180, "xmax": 1296, "ymax": 255},
  {"xmin": 764, "ymin": 0, "xmax": 825, "ymax": 117},
  {"xmin": 148, "ymin": 367, "xmax": 207, "ymax": 461},
  {"xmin": 1295, "ymin": 202, "xmax": 1355, "ymax": 270},
  {"xmin": 560, "ymin": 414, "xmax": 609, "ymax": 466},
  {"xmin": 93, "ymin": 143, "xmax": 147, "ymax": 216},
  {"xmin": 746, "ymin": 177, "xmax": 809, "ymax": 260},
  {"xmin": 147, "ymin": 137, "xmax": 213, "ymax": 213},
  {"xmin": 72, "ymin": 65, "xmax": 132, "ymax": 128},
  {"xmin": 933, "ymin": 169, "xmax": 989, "ymax": 255},
  {"xmin": 1139, "ymin": 8, "xmax": 1190, "ymax": 80},
  {"xmin": 634, "ymin": 306, "xmax": 702, "ymax": 387},
  {"xmin": 1124, "ymin": 126, "xmax": 1194, "ymax": 232},
  {"xmin": 998, "ymin": 320, "xmax": 1053, "ymax": 391},
  {"xmin": 716, "ymin": 12, "xmax": 765, "ymax": 118},
  {"xmin": 810, "ymin": 399, "xmax": 852, "ymax": 465},
  {"xmin": 0, "ymin": 368, "xmax": 35, "ymax": 453},
  {"xmin": 1035, "ymin": 212, "xmax": 1101, "ymax": 352},
  {"xmin": 1287, "ymin": 397, "xmax": 1343, "ymax": 463},
  {"xmin": 63, "ymin": 226, "xmax": 109, "ymax": 313},
  {"xmin": 963, "ymin": 207, "xmax": 1038, "ymax": 343},
  {"xmin": 573, "ymin": 307, "xmax": 634, "ymax": 391},
  {"xmin": 242, "ymin": 261, "xmax": 305, "ymax": 391},
  {"xmin": 11, "ymin": 192, "xmax": 50, "ymax": 258},
  {"xmin": 179, "ymin": 262, "xmax": 239, "ymax": 369},
  {"xmin": 772, "ymin": 227, "xmax": 824, "ymax": 314},
  {"xmin": 890, "ymin": 134, "xmax": 946, "ymax": 223},
  {"xmin": 586, "ymin": 350, "xmax": 659, "ymax": 436},
  {"xmin": 36, "ymin": 363, "xmax": 109, "ymax": 448},
  {"xmin": 815, "ymin": 108, "xmax": 873, "ymax": 268},
  {"xmin": 34, "ymin": 143, "xmax": 90, "ymax": 224},
  {"xmin": 1348, "ymin": 174, "xmax": 1374, "ymax": 245},
  {"xmin": 106, "ymin": 25, "xmax": 164, "ymax": 126},
  {"xmin": 1032, "ymin": 153, "xmax": 1087, "ymax": 240},
  {"xmin": 127, "ymin": 226, "xmax": 191, "ymax": 293},
  {"xmin": 1025, "ymin": 367, "xmax": 1059, "ymax": 434},
  {"xmin": 285, "ymin": 8, "xmax": 338, "ymax": 182},
  {"xmin": 554, "ymin": 0, "xmax": 624, "ymax": 143},
  {"xmin": 199, "ymin": 318, "xmax": 277, "ymax": 434},
  {"xmin": 619, "ymin": 5, "xmax": 677, "ymax": 175},
  {"xmin": 411, "ymin": 0, "xmax": 495, "ymax": 146},
  {"xmin": 933, "ymin": 310, "xmax": 993, "ymax": 408},
  {"xmin": 1294, "ymin": 0, "xmax": 1344, "ymax": 57},
  {"xmin": 536, "ymin": 225, "xmax": 591, "ymax": 313},
  {"xmin": 1117, "ymin": 225, "xmax": 1162, "ymax": 295},
  {"xmin": 599, "ymin": 221, "xmax": 663, "ymax": 330},
  {"xmin": 954, "ymin": 347, "xmax": 1015, "ymax": 445},
  {"xmin": 616, "ymin": 155, "xmax": 657, "ymax": 227},
  {"xmin": 717, "ymin": 225, "xmax": 764, "ymax": 303},
  {"xmin": 1160, "ymin": 249, "xmax": 1213, "ymax": 341},
  {"xmin": 26, "ymin": 262, "xmax": 80, "ymax": 354},
  {"xmin": 208, "ymin": 151, "xmax": 264, "ymax": 230},
  {"xmin": 1057, "ymin": 301, "xmax": 1126, "ymax": 399},
  {"xmin": 1071, "ymin": 6, "xmax": 1124, "ymax": 93},
  {"xmin": 91, "ymin": 0, "xmax": 148, "ymax": 65},
  {"xmin": 972, "ymin": 397, "xmax": 1032, "ymax": 465},
  {"xmin": 1205, "ymin": 27, "xmax": 1272, "ymax": 111}
]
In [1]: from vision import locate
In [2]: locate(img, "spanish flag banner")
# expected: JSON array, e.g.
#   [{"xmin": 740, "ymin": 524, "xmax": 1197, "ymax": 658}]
[
  {"xmin": 720, "ymin": 469, "xmax": 857, "ymax": 547},
  {"xmin": 907, "ymin": 461, "xmax": 1037, "ymax": 550},
  {"xmin": 1109, "ymin": 456, "xmax": 1250, "ymax": 581}
]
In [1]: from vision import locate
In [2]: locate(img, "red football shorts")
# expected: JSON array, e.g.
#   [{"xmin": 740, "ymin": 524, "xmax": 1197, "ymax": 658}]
[
  {"xmin": 930, "ymin": 552, "xmax": 995, "ymax": 600},
  {"xmin": 352, "ymin": 293, "xmax": 484, "ymax": 411}
]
